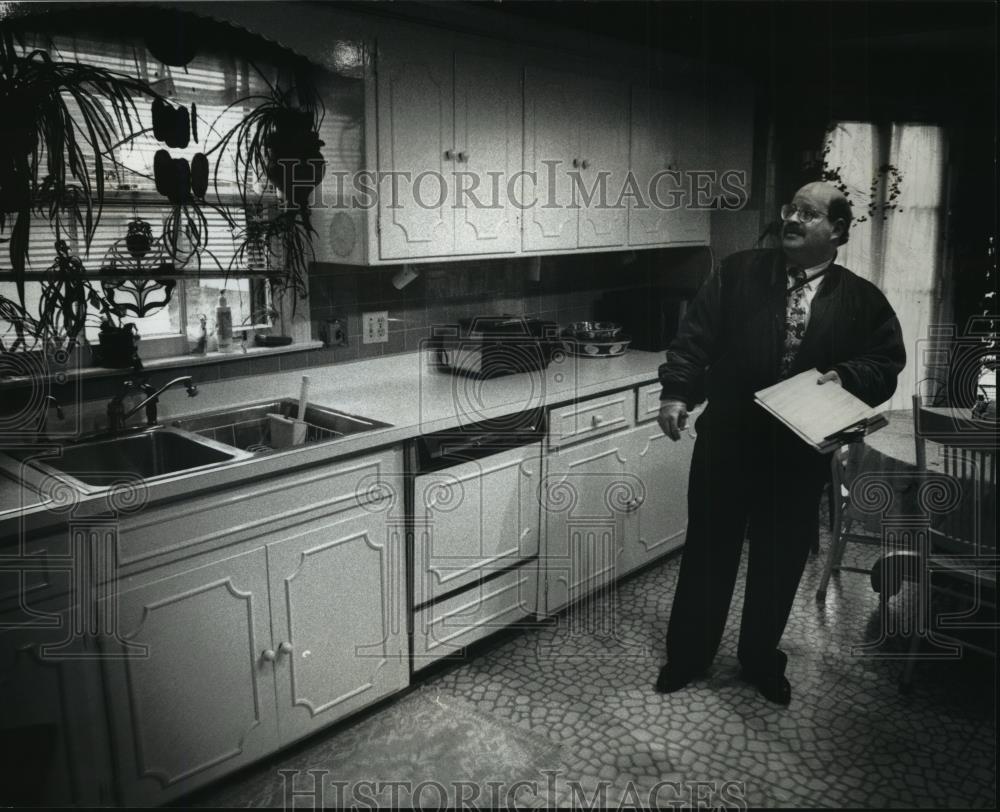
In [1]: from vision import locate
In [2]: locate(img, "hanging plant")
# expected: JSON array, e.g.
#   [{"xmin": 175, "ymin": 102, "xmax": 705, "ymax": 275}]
[
  {"xmin": 230, "ymin": 207, "xmax": 312, "ymax": 302},
  {"xmin": 212, "ymin": 67, "xmax": 325, "ymax": 216},
  {"xmin": 33, "ymin": 239, "xmax": 110, "ymax": 349},
  {"xmin": 0, "ymin": 294, "xmax": 40, "ymax": 353},
  {"xmin": 0, "ymin": 29, "xmax": 158, "ymax": 304},
  {"xmin": 209, "ymin": 64, "xmax": 325, "ymax": 301}
]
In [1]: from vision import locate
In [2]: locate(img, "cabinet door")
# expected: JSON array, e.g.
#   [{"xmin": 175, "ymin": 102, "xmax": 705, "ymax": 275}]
[
  {"xmin": 267, "ymin": 507, "xmax": 407, "ymax": 747},
  {"xmin": 629, "ymin": 85, "xmax": 676, "ymax": 246},
  {"xmin": 631, "ymin": 85, "xmax": 709, "ymax": 246},
  {"xmin": 522, "ymin": 66, "xmax": 580, "ymax": 252},
  {"xmin": 578, "ymin": 77, "xmax": 629, "ymax": 248},
  {"xmin": 413, "ymin": 443, "xmax": 541, "ymax": 607},
  {"xmin": 453, "ymin": 50, "xmax": 522, "ymax": 255},
  {"xmin": 666, "ymin": 87, "xmax": 711, "ymax": 243},
  {"xmin": 621, "ymin": 420, "xmax": 696, "ymax": 575},
  {"xmin": 541, "ymin": 432, "xmax": 632, "ymax": 615},
  {"xmin": 102, "ymin": 548, "xmax": 278, "ymax": 807},
  {"xmin": 0, "ymin": 607, "xmax": 112, "ymax": 806},
  {"xmin": 376, "ymin": 40, "xmax": 455, "ymax": 259}
]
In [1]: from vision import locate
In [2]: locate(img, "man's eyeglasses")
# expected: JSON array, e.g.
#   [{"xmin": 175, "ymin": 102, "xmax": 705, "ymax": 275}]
[{"xmin": 780, "ymin": 204, "xmax": 827, "ymax": 225}]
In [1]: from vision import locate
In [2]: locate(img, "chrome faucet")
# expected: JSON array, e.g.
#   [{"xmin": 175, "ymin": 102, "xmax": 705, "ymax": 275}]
[
  {"xmin": 38, "ymin": 395, "xmax": 64, "ymax": 436},
  {"xmin": 107, "ymin": 375, "xmax": 198, "ymax": 433}
]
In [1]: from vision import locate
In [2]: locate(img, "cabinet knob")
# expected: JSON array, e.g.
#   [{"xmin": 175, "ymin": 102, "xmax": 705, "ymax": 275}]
[
  {"xmin": 581, "ymin": 159, "xmax": 590, "ymax": 169},
  {"xmin": 457, "ymin": 151, "xmax": 468, "ymax": 163},
  {"xmin": 591, "ymin": 414, "xmax": 604, "ymax": 427},
  {"xmin": 572, "ymin": 158, "xmax": 581, "ymax": 168},
  {"xmin": 444, "ymin": 149, "xmax": 454, "ymax": 161},
  {"xmin": 278, "ymin": 641, "xmax": 293, "ymax": 656},
  {"xmin": 261, "ymin": 649, "xmax": 276, "ymax": 663}
]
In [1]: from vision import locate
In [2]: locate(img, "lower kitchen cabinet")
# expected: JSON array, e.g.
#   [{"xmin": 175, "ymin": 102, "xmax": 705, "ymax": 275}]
[
  {"xmin": 539, "ymin": 388, "xmax": 696, "ymax": 615},
  {"xmin": 266, "ymin": 508, "xmax": 407, "ymax": 745},
  {"xmin": 540, "ymin": 429, "xmax": 632, "ymax": 615},
  {"xmin": 100, "ymin": 452, "xmax": 408, "ymax": 806},
  {"xmin": 619, "ymin": 420, "xmax": 696, "ymax": 575},
  {"xmin": 101, "ymin": 547, "xmax": 279, "ymax": 806},
  {"xmin": 0, "ymin": 603, "xmax": 113, "ymax": 806}
]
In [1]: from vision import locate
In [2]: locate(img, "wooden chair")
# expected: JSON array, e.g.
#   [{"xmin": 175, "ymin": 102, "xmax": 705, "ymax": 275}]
[
  {"xmin": 895, "ymin": 394, "xmax": 998, "ymax": 691},
  {"xmin": 816, "ymin": 440, "xmax": 890, "ymax": 600}
]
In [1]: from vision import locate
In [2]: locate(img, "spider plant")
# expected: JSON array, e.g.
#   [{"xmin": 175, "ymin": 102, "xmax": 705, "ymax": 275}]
[
  {"xmin": 210, "ymin": 67, "xmax": 325, "ymax": 214},
  {"xmin": 208, "ymin": 65, "xmax": 325, "ymax": 300},
  {"xmin": 0, "ymin": 29, "xmax": 156, "ymax": 304},
  {"xmin": 230, "ymin": 207, "xmax": 313, "ymax": 303},
  {"xmin": 33, "ymin": 238, "xmax": 124, "ymax": 350},
  {"xmin": 0, "ymin": 292, "xmax": 40, "ymax": 353}
]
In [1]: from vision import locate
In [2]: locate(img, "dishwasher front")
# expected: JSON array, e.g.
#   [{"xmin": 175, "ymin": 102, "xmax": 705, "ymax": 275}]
[{"xmin": 410, "ymin": 410, "xmax": 544, "ymax": 669}]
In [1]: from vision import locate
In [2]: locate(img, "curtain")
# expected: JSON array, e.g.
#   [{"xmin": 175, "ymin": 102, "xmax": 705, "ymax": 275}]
[{"xmin": 825, "ymin": 122, "xmax": 948, "ymax": 411}]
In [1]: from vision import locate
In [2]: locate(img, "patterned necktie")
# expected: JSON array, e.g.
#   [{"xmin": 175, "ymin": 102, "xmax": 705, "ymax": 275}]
[{"xmin": 780, "ymin": 266, "xmax": 808, "ymax": 377}]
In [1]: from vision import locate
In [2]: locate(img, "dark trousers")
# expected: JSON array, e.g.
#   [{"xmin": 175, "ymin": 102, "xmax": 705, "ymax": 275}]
[{"xmin": 665, "ymin": 407, "xmax": 828, "ymax": 677}]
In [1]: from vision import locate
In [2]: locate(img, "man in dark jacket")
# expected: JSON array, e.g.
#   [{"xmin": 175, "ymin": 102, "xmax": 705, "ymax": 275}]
[{"xmin": 654, "ymin": 181, "xmax": 906, "ymax": 705}]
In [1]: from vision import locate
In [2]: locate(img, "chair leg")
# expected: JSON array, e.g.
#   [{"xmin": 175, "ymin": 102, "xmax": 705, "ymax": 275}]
[
  {"xmin": 899, "ymin": 624, "xmax": 920, "ymax": 694},
  {"xmin": 817, "ymin": 506, "xmax": 848, "ymax": 600}
]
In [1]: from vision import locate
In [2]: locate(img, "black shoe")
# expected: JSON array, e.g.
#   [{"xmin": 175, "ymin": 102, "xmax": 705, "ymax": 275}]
[
  {"xmin": 739, "ymin": 669, "xmax": 791, "ymax": 706},
  {"xmin": 655, "ymin": 664, "xmax": 704, "ymax": 694}
]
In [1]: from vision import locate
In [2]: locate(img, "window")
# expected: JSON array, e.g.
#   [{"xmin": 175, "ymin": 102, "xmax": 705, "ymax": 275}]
[
  {"xmin": 0, "ymin": 30, "xmax": 277, "ymax": 358},
  {"xmin": 824, "ymin": 121, "xmax": 948, "ymax": 411}
]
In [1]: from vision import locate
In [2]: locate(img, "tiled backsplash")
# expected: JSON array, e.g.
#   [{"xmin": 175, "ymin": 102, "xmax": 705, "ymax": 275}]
[
  {"xmin": 0, "ymin": 247, "xmax": 710, "ymax": 414},
  {"xmin": 308, "ymin": 247, "xmax": 712, "ymax": 362}
]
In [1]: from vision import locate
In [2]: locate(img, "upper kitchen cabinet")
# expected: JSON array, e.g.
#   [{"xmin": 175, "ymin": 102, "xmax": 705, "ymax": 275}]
[
  {"xmin": 523, "ymin": 66, "xmax": 629, "ymax": 252},
  {"xmin": 629, "ymin": 84, "xmax": 711, "ymax": 247},
  {"xmin": 375, "ymin": 35, "xmax": 522, "ymax": 260}
]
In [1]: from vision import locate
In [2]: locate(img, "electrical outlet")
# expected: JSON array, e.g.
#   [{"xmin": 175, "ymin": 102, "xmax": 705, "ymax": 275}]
[{"xmin": 363, "ymin": 310, "xmax": 389, "ymax": 344}]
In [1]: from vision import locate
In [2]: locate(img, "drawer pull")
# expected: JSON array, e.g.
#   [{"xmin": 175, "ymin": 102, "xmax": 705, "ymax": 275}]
[
  {"xmin": 278, "ymin": 641, "xmax": 293, "ymax": 656},
  {"xmin": 261, "ymin": 649, "xmax": 276, "ymax": 663},
  {"xmin": 591, "ymin": 414, "xmax": 604, "ymax": 427}
]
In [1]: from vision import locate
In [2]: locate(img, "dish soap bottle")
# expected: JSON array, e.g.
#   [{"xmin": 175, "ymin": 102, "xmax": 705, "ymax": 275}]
[{"xmin": 216, "ymin": 291, "xmax": 233, "ymax": 352}]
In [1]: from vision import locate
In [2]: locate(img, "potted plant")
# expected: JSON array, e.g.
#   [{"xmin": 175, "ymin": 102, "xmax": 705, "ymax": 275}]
[
  {"xmin": 211, "ymin": 66, "xmax": 325, "ymax": 303},
  {"xmin": 0, "ymin": 29, "xmax": 156, "ymax": 303},
  {"xmin": 93, "ymin": 317, "xmax": 139, "ymax": 369}
]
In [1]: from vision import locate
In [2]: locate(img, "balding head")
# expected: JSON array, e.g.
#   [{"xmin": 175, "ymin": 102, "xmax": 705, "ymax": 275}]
[
  {"xmin": 796, "ymin": 182, "xmax": 852, "ymax": 245},
  {"xmin": 781, "ymin": 182, "xmax": 853, "ymax": 265}
]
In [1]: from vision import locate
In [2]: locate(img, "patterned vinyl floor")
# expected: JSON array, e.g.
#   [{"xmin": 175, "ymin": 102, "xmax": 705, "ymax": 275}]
[{"xmin": 191, "ymin": 518, "xmax": 997, "ymax": 809}]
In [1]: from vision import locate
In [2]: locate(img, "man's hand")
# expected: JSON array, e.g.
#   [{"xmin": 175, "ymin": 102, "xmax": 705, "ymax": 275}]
[
  {"xmin": 817, "ymin": 370, "xmax": 841, "ymax": 386},
  {"xmin": 657, "ymin": 399, "xmax": 688, "ymax": 441}
]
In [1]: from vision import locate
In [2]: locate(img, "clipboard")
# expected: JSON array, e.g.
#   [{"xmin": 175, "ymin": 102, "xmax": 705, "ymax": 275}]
[{"xmin": 754, "ymin": 369, "xmax": 889, "ymax": 453}]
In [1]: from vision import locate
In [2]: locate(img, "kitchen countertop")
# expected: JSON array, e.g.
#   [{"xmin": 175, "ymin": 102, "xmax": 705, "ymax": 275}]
[{"xmin": 0, "ymin": 348, "xmax": 666, "ymax": 537}]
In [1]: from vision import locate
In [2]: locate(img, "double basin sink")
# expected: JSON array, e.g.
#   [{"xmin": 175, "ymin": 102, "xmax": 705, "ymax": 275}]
[{"xmin": 9, "ymin": 399, "xmax": 391, "ymax": 493}]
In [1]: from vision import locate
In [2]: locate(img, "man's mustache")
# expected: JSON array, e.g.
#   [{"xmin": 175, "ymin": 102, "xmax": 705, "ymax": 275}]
[{"xmin": 783, "ymin": 224, "xmax": 804, "ymax": 236}]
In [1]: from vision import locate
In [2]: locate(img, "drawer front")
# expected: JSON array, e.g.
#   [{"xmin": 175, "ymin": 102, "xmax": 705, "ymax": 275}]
[
  {"xmin": 116, "ymin": 448, "xmax": 403, "ymax": 574},
  {"xmin": 548, "ymin": 390, "xmax": 635, "ymax": 449},
  {"xmin": 0, "ymin": 528, "xmax": 74, "ymax": 615},
  {"xmin": 636, "ymin": 382, "xmax": 665, "ymax": 424},
  {"xmin": 412, "ymin": 565, "xmax": 535, "ymax": 669}
]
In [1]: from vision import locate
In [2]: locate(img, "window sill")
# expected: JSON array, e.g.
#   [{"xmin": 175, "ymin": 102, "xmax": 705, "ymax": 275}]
[{"xmin": 0, "ymin": 340, "xmax": 324, "ymax": 390}]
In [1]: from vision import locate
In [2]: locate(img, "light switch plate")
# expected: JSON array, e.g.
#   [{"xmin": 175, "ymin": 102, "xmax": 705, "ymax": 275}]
[{"xmin": 363, "ymin": 310, "xmax": 389, "ymax": 344}]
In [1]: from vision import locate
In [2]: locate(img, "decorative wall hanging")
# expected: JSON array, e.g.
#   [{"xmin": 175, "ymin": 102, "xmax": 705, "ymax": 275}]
[
  {"xmin": 100, "ymin": 277, "xmax": 176, "ymax": 319},
  {"xmin": 151, "ymin": 97, "xmax": 191, "ymax": 148}
]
